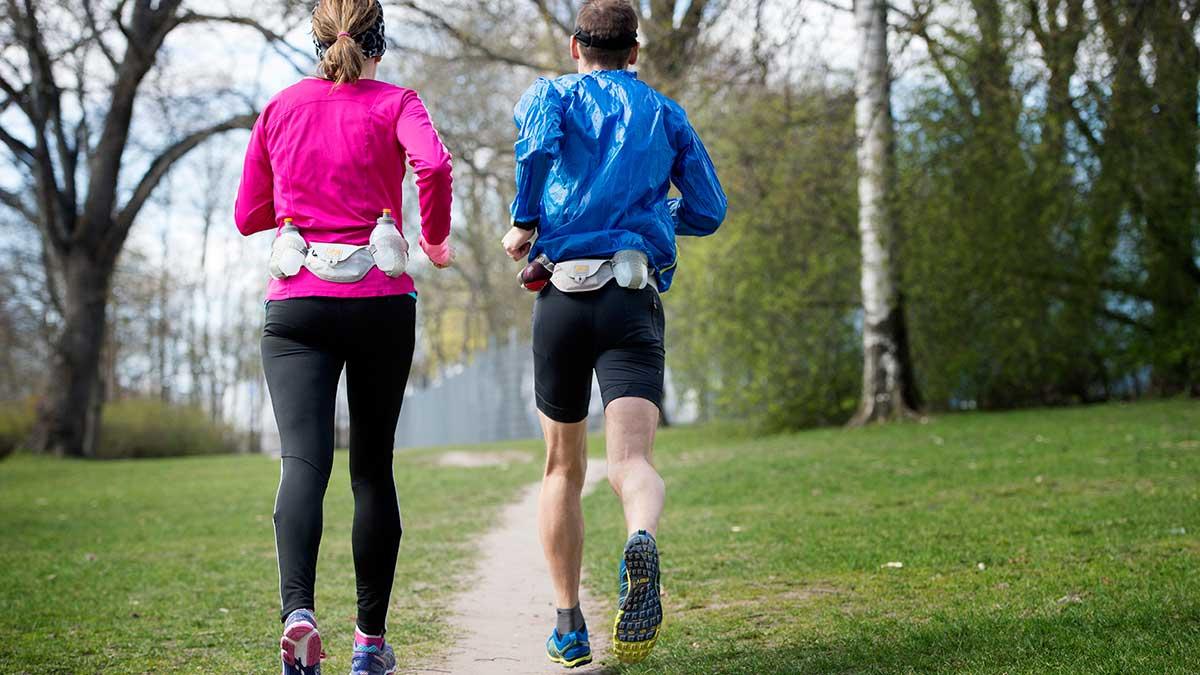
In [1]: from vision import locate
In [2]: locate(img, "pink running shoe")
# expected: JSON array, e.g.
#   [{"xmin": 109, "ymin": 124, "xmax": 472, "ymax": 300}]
[{"xmin": 281, "ymin": 609, "xmax": 324, "ymax": 675}]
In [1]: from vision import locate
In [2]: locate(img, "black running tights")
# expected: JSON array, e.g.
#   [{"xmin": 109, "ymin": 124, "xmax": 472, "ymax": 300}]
[{"xmin": 261, "ymin": 295, "xmax": 415, "ymax": 635}]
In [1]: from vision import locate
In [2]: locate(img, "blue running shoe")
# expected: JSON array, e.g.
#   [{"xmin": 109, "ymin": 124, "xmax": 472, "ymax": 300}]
[
  {"xmin": 280, "ymin": 609, "xmax": 323, "ymax": 675},
  {"xmin": 349, "ymin": 642, "xmax": 396, "ymax": 675},
  {"xmin": 546, "ymin": 627, "xmax": 593, "ymax": 668},
  {"xmin": 612, "ymin": 530, "xmax": 662, "ymax": 664}
]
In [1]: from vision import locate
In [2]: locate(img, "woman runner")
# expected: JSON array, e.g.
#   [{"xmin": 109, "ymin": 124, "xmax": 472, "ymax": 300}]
[{"xmin": 234, "ymin": 1, "xmax": 454, "ymax": 673}]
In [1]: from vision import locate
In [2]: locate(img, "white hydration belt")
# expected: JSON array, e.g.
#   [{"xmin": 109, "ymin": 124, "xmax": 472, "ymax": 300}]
[
  {"xmin": 549, "ymin": 252, "xmax": 657, "ymax": 293},
  {"xmin": 270, "ymin": 225, "xmax": 408, "ymax": 283},
  {"xmin": 303, "ymin": 242, "xmax": 379, "ymax": 283}
]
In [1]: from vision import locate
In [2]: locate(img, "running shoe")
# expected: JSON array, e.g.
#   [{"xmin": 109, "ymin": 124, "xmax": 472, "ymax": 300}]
[
  {"xmin": 546, "ymin": 627, "xmax": 593, "ymax": 668},
  {"xmin": 280, "ymin": 609, "xmax": 324, "ymax": 675},
  {"xmin": 349, "ymin": 642, "xmax": 396, "ymax": 675},
  {"xmin": 612, "ymin": 530, "xmax": 662, "ymax": 664}
]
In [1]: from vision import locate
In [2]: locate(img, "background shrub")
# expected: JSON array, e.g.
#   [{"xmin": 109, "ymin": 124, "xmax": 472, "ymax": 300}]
[
  {"xmin": 0, "ymin": 398, "xmax": 236, "ymax": 460},
  {"xmin": 0, "ymin": 399, "xmax": 35, "ymax": 460},
  {"xmin": 96, "ymin": 398, "xmax": 236, "ymax": 459}
]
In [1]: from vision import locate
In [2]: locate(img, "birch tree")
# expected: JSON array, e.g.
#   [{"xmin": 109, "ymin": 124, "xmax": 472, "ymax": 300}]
[{"xmin": 850, "ymin": 0, "xmax": 918, "ymax": 424}]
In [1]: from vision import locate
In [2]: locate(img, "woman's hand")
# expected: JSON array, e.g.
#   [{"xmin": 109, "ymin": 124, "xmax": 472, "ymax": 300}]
[
  {"xmin": 502, "ymin": 226, "xmax": 535, "ymax": 261},
  {"xmin": 420, "ymin": 236, "xmax": 455, "ymax": 269}
]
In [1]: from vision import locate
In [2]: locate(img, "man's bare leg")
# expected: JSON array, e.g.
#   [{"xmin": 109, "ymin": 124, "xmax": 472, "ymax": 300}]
[
  {"xmin": 604, "ymin": 397, "xmax": 665, "ymax": 536},
  {"xmin": 537, "ymin": 412, "xmax": 589, "ymax": 609},
  {"xmin": 605, "ymin": 396, "xmax": 665, "ymax": 663}
]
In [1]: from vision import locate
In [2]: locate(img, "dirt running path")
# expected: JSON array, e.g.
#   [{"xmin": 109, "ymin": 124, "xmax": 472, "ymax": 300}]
[{"xmin": 415, "ymin": 460, "xmax": 612, "ymax": 674}]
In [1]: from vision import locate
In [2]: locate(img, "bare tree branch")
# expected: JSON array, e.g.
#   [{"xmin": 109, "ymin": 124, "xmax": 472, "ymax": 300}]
[
  {"xmin": 529, "ymin": 0, "xmax": 571, "ymax": 35},
  {"xmin": 114, "ymin": 112, "xmax": 258, "ymax": 238},
  {"xmin": 902, "ymin": 2, "xmax": 973, "ymax": 112},
  {"xmin": 1098, "ymin": 305, "xmax": 1152, "ymax": 332},
  {"xmin": 0, "ymin": 70, "xmax": 32, "ymax": 117},
  {"xmin": 7, "ymin": 0, "xmax": 75, "ymax": 247},
  {"xmin": 83, "ymin": 0, "xmax": 185, "ymax": 238},
  {"xmin": 80, "ymin": 0, "xmax": 120, "ymax": 69},
  {"xmin": 1023, "ymin": 267, "xmax": 1157, "ymax": 303},
  {"xmin": 0, "ymin": 185, "xmax": 37, "ymax": 222},
  {"xmin": 808, "ymin": 0, "xmax": 850, "ymax": 12},
  {"xmin": 0, "ymin": 124, "xmax": 35, "ymax": 168},
  {"xmin": 112, "ymin": 0, "xmax": 132, "ymax": 40},
  {"xmin": 398, "ymin": 1, "xmax": 557, "ymax": 71},
  {"xmin": 179, "ymin": 12, "xmax": 312, "ymax": 76},
  {"xmin": 18, "ymin": 0, "xmax": 77, "ymax": 214}
]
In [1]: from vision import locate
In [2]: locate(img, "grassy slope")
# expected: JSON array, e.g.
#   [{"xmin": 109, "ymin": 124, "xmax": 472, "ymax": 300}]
[
  {"xmin": 582, "ymin": 400, "xmax": 1200, "ymax": 674},
  {"xmin": 2, "ymin": 401, "xmax": 1196, "ymax": 674},
  {"xmin": 0, "ymin": 442, "xmax": 541, "ymax": 674}
]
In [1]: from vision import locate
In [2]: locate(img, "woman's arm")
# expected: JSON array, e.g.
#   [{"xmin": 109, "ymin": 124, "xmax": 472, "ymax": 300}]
[
  {"xmin": 233, "ymin": 115, "xmax": 277, "ymax": 236},
  {"xmin": 395, "ymin": 91, "xmax": 454, "ymax": 264}
]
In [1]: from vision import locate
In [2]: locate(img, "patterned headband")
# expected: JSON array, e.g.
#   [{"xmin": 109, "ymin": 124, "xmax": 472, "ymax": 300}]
[{"xmin": 313, "ymin": 0, "xmax": 387, "ymax": 60}]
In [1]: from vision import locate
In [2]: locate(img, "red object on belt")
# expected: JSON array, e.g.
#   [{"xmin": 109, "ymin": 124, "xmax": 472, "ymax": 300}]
[{"xmin": 519, "ymin": 255, "xmax": 554, "ymax": 292}]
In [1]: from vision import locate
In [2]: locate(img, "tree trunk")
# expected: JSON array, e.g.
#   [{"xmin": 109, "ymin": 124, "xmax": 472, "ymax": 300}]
[
  {"xmin": 638, "ymin": 0, "xmax": 712, "ymax": 97},
  {"xmin": 849, "ymin": 0, "xmax": 918, "ymax": 425},
  {"xmin": 31, "ymin": 250, "xmax": 115, "ymax": 457},
  {"xmin": 3, "ymin": 0, "xmax": 277, "ymax": 457}
]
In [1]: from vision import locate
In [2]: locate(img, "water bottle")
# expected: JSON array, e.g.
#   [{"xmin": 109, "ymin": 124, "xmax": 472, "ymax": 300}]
[
  {"xmin": 270, "ymin": 218, "xmax": 306, "ymax": 279},
  {"xmin": 370, "ymin": 208, "xmax": 407, "ymax": 277},
  {"xmin": 612, "ymin": 249, "xmax": 649, "ymax": 290}
]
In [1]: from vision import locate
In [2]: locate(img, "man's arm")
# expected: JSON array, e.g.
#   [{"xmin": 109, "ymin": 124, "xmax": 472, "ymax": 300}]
[
  {"xmin": 510, "ymin": 78, "xmax": 563, "ymax": 232},
  {"xmin": 667, "ymin": 105, "xmax": 727, "ymax": 237}
]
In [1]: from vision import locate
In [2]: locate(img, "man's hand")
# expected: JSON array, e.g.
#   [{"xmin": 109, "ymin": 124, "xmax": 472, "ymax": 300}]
[{"xmin": 501, "ymin": 226, "xmax": 536, "ymax": 261}]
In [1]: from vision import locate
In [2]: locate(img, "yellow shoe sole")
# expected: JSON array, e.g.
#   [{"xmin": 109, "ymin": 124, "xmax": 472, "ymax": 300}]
[
  {"xmin": 612, "ymin": 609, "xmax": 661, "ymax": 664},
  {"xmin": 547, "ymin": 651, "xmax": 594, "ymax": 668},
  {"xmin": 611, "ymin": 535, "xmax": 663, "ymax": 664}
]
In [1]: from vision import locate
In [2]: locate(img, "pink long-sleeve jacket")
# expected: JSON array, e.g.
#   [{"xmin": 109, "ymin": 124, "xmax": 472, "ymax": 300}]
[{"xmin": 235, "ymin": 77, "xmax": 452, "ymax": 300}]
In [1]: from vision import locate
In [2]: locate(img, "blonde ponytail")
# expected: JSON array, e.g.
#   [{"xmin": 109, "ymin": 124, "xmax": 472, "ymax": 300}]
[{"xmin": 312, "ymin": 0, "xmax": 382, "ymax": 87}]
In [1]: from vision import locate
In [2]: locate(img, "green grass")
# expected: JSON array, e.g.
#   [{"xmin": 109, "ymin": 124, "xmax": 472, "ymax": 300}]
[
  {"xmin": 0, "ymin": 442, "xmax": 541, "ymax": 673},
  {"xmin": 3, "ymin": 401, "xmax": 1197, "ymax": 674},
  {"xmin": 582, "ymin": 399, "xmax": 1200, "ymax": 673}
]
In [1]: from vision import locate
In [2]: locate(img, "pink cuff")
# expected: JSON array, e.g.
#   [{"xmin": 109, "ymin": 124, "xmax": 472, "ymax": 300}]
[{"xmin": 420, "ymin": 236, "xmax": 454, "ymax": 266}]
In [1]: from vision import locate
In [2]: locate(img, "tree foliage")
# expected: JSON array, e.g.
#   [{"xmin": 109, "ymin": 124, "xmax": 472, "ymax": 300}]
[
  {"xmin": 898, "ymin": 0, "xmax": 1199, "ymax": 407},
  {"xmin": 669, "ymin": 0, "xmax": 1199, "ymax": 429},
  {"xmin": 672, "ymin": 84, "xmax": 862, "ymax": 430}
]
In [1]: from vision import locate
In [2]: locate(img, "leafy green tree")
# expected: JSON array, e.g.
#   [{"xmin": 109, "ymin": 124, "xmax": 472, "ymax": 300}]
[{"xmin": 671, "ymin": 85, "xmax": 862, "ymax": 430}]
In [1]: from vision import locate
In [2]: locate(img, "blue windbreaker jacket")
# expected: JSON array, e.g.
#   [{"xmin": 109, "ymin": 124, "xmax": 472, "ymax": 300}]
[{"xmin": 510, "ymin": 70, "xmax": 727, "ymax": 291}]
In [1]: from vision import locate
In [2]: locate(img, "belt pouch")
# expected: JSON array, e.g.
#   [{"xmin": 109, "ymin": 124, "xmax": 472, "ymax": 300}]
[
  {"xmin": 304, "ymin": 243, "xmax": 375, "ymax": 283},
  {"xmin": 550, "ymin": 259, "xmax": 613, "ymax": 293}
]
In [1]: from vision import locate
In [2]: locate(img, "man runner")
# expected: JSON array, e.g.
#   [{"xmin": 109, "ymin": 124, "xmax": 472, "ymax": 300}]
[{"xmin": 500, "ymin": 0, "xmax": 726, "ymax": 667}]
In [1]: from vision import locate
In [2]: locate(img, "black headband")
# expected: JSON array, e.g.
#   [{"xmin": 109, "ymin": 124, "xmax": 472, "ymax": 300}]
[
  {"xmin": 573, "ymin": 27, "xmax": 638, "ymax": 50},
  {"xmin": 313, "ymin": 0, "xmax": 387, "ymax": 60}
]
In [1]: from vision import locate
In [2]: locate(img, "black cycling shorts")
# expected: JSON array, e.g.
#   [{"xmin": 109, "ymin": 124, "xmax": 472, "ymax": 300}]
[{"xmin": 532, "ymin": 281, "xmax": 666, "ymax": 423}]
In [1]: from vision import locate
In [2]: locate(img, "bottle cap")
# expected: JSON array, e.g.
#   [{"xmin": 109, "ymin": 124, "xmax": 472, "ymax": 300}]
[
  {"xmin": 382, "ymin": 208, "xmax": 392, "ymax": 215},
  {"xmin": 284, "ymin": 217, "xmax": 293, "ymax": 223}
]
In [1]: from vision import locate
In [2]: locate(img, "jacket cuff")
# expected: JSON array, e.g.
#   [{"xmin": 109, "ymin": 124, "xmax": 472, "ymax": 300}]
[
  {"xmin": 420, "ymin": 236, "xmax": 454, "ymax": 266},
  {"xmin": 511, "ymin": 217, "xmax": 539, "ymax": 231}
]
